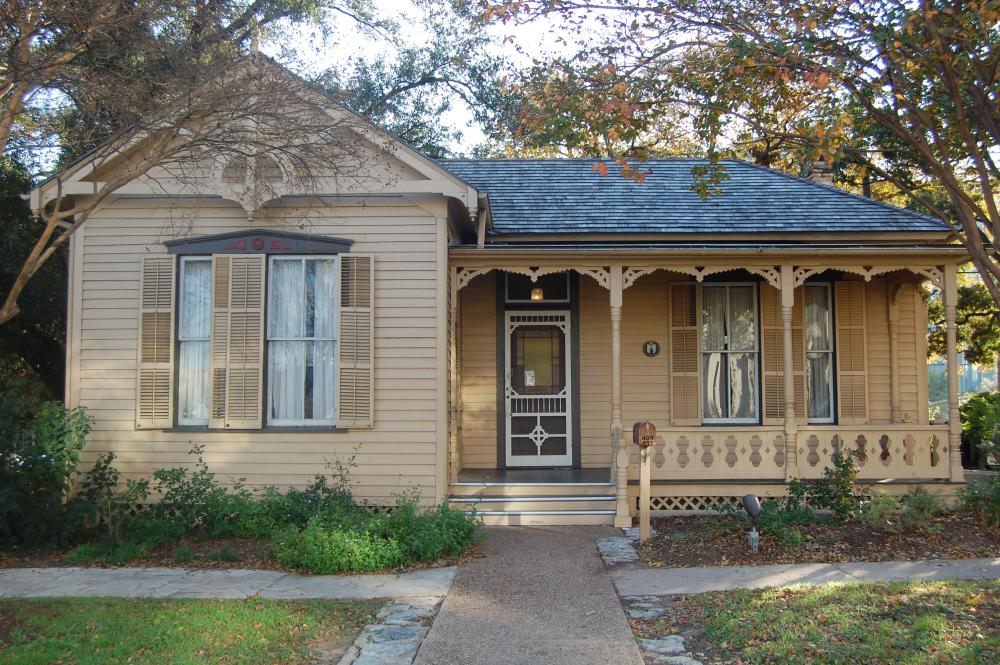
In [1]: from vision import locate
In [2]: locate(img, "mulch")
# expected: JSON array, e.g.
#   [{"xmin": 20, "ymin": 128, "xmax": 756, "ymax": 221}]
[{"xmin": 640, "ymin": 513, "xmax": 1000, "ymax": 567}]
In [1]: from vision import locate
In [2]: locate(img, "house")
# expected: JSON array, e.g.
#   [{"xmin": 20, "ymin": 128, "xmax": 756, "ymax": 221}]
[{"xmin": 36, "ymin": 60, "xmax": 968, "ymax": 526}]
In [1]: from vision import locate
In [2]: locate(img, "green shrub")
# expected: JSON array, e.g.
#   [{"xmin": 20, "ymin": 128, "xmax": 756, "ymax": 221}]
[
  {"xmin": 272, "ymin": 498, "xmax": 481, "ymax": 574},
  {"xmin": 860, "ymin": 492, "xmax": 904, "ymax": 531},
  {"xmin": 63, "ymin": 543, "xmax": 104, "ymax": 564},
  {"xmin": 787, "ymin": 451, "xmax": 866, "ymax": 521},
  {"xmin": 126, "ymin": 513, "xmax": 187, "ymax": 549},
  {"xmin": 0, "ymin": 381, "xmax": 92, "ymax": 548},
  {"xmin": 78, "ymin": 452, "xmax": 150, "ymax": 545},
  {"xmin": 754, "ymin": 500, "xmax": 816, "ymax": 547},
  {"xmin": 957, "ymin": 475, "xmax": 1000, "ymax": 526},
  {"xmin": 172, "ymin": 545, "xmax": 196, "ymax": 564},
  {"xmin": 206, "ymin": 545, "xmax": 241, "ymax": 563},
  {"xmin": 273, "ymin": 521, "xmax": 405, "ymax": 574},
  {"xmin": 101, "ymin": 542, "xmax": 149, "ymax": 565},
  {"xmin": 961, "ymin": 392, "xmax": 1000, "ymax": 467},
  {"xmin": 899, "ymin": 488, "xmax": 943, "ymax": 534}
]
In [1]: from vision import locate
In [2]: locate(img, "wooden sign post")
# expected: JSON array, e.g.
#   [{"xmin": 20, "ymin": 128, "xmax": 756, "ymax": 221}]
[{"xmin": 632, "ymin": 420, "xmax": 657, "ymax": 543}]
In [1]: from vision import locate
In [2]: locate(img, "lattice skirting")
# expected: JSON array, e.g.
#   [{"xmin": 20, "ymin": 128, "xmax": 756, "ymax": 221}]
[{"xmin": 637, "ymin": 495, "xmax": 749, "ymax": 513}]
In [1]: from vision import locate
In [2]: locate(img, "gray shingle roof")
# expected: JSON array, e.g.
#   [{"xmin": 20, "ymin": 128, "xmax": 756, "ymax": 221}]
[{"xmin": 439, "ymin": 158, "xmax": 948, "ymax": 235}]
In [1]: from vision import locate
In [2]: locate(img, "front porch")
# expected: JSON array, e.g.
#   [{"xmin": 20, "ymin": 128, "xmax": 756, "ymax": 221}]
[{"xmin": 446, "ymin": 254, "xmax": 967, "ymax": 526}]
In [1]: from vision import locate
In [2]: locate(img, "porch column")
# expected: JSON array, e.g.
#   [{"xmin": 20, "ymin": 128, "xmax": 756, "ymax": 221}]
[
  {"xmin": 780, "ymin": 265, "xmax": 799, "ymax": 480},
  {"xmin": 448, "ymin": 269, "xmax": 460, "ymax": 483},
  {"xmin": 887, "ymin": 280, "xmax": 902, "ymax": 423},
  {"xmin": 610, "ymin": 265, "xmax": 630, "ymax": 527},
  {"xmin": 943, "ymin": 263, "xmax": 965, "ymax": 482}
]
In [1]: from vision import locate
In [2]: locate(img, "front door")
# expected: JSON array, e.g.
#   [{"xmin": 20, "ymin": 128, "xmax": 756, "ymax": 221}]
[{"xmin": 504, "ymin": 311, "xmax": 573, "ymax": 467}]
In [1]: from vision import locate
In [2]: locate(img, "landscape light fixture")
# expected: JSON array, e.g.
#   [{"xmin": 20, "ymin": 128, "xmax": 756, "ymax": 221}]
[{"xmin": 742, "ymin": 493, "xmax": 762, "ymax": 553}]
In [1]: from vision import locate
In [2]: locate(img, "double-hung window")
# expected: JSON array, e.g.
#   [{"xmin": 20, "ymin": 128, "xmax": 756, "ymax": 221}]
[
  {"xmin": 701, "ymin": 284, "xmax": 759, "ymax": 423},
  {"xmin": 177, "ymin": 257, "xmax": 212, "ymax": 425},
  {"xmin": 267, "ymin": 256, "xmax": 338, "ymax": 425},
  {"xmin": 805, "ymin": 284, "xmax": 835, "ymax": 422}
]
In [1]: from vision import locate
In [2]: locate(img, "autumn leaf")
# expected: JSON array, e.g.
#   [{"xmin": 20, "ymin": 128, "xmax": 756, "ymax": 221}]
[{"xmin": 591, "ymin": 162, "xmax": 609, "ymax": 176}]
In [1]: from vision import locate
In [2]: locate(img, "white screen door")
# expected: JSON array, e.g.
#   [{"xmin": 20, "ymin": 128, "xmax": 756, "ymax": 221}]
[{"xmin": 504, "ymin": 311, "xmax": 573, "ymax": 467}]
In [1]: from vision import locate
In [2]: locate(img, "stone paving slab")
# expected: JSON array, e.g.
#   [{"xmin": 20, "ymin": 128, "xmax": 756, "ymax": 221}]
[
  {"xmin": 612, "ymin": 558, "xmax": 1000, "ymax": 596},
  {"xmin": 0, "ymin": 566, "xmax": 456, "ymax": 600}
]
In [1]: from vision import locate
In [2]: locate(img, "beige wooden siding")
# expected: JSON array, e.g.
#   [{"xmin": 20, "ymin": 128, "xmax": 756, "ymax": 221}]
[
  {"xmin": 579, "ymin": 276, "xmax": 612, "ymax": 467},
  {"xmin": 895, "ymin": 281, "xmax": 923, "ymax": 423},
  {"xmin": 73, "ymin": 196, "xmax": 445, "ymax": 504},
  {"xmin": 865, "ymin": 278, "xmax": 892, "ymax": 424},
  {"xmin": 459, "ymin": 273, "xmax": 497, "ymax": 468},
  {"xmin": 621, "ymin": 273, "xmax": 670, "ymax": 449}
]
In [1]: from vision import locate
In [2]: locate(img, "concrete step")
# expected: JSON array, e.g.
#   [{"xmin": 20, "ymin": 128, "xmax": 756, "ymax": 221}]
[
  {"xmin": 473, "ymin": 510, "xmax": 616, "ymax": 526},
  {"xmin": 448, "ymin": 481, "xmax": 615, "ymax": 497},
  {"xmin": 449, "ymin": 494, "xmax": 616, "ymax": 513}
]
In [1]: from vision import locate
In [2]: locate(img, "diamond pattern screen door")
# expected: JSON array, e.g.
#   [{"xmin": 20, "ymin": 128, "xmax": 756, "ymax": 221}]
[{"xmin": 504, "ymin": 311, "xmax": 572, "ymax": 467}]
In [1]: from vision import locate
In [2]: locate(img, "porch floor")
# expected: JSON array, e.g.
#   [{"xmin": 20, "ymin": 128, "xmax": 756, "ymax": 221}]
[{"xmin": 456, "ymin": 468, "xmax": 611, "ymax": 484}]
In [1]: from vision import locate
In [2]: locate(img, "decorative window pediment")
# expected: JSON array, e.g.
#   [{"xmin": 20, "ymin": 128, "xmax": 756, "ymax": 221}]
[{"xmin": 164, "ymin": 229, "xmax": 352, "ymax": 256}]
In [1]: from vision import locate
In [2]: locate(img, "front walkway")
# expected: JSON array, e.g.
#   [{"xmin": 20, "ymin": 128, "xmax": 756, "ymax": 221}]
[
  {"xmin": 612, "ymin": 557, "xmax": 1000, "ymax": 596},
  {"xmin": 0, "ymin": 565, "xmax": 455, "ymax": 600},
  {"xmin": 412, "ymin": 526, "xmax": 643, "ymax": 665}
]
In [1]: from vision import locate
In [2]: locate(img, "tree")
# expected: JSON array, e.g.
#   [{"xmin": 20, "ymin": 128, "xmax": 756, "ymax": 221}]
[
  {"xmin": 928, "ymin": 281, "xmax": 1000, "ymax": 366},
  {"xmin": 0, "ymin": 0, "xmax": 384, "ymax": 326},
  {"xmin": 484, "ymin": 0, "xmax": 999, "ymax": 289},
  {"xmin": 318, "ymin": 0, "xmax": 510, "ymax": 157},
  {"xmin": 0, "ymin": 156, "xmax": 65, "ymax": 397}
]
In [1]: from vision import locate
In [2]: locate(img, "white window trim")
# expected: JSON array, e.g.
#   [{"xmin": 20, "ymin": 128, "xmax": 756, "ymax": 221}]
[
  {"xmin": 266, "ymin": 255, "xmax": 340, "ymax": 427},
  {"xmin": 177, "ymin": 256, "xmax": 212, "ymax": 426},
  {"xmin": 700, "ymin": 282, "xmax": 760, "ymax": 425},
  {"xmin": 805, "ymin": 282, "xmax": 836, "ymax": 424}
]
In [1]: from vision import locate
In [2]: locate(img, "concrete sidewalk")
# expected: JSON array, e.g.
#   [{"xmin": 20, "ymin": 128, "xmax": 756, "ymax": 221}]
[
  {"xmin": 412, "ymin": 526, "xmax": 643, "ymax": 665},
  {"xmin": 612, "ymin": 557, "xmax": 1000, "ymax": 596},
  {"xmin": 0, "ymin": 565, "xmax": 456, "ymax": 600}
]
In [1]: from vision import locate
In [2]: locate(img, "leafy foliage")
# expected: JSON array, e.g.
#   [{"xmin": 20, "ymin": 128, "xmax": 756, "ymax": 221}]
[
  {"xmin": 957, "ymin": 475, "xmax": 1000, "ymax": 527},
  {"xmin": 928, "ymin": 283, "xmax": 1000, "ymax": 366},
  {"xmin": 959, "ymin": 392, "xmax": 1000, "ymax": 468},
  {"xmin": 788, "ymin": 451, "xmax": 866, "ymax": 521},
  {"xmin": 0, "ymin": 380, "xmax": 92, "ymax": 548}
]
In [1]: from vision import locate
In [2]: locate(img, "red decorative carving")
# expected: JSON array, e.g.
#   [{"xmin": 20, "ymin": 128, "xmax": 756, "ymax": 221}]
[
  {"xmin": 225, "ymin": 240, "xmax": 247, "ymax": 250},
  {"xmin": 270, "ymin": 239, "xmax": 291, "ymax": 250},
  {"xmin": 252, "ymin": 238, "xmax": 265, "ymax": 250}
]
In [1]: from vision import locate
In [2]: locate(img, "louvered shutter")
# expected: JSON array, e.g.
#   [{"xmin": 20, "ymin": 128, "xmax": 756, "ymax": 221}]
[
  {"xmin": 209, "ymin": 254, "xmax": 265, "ymax": 429},
  {"xmin": 136, "ymin": 257, "xmax": 175, "ymax": 428},
  {"xmin": 835, "ymin": 281, "xmax": 868, "ymax": 424},
  {"xmin": 337, "ymin": 254, "xmax": 374, "ymax": 428},
  {"xmin": 761, "ymin": 285, "xmax": 805, "ymax": 425},
  {"xmin": 669, "ymin": 282, "xmax": 700, "ymax": 425}
]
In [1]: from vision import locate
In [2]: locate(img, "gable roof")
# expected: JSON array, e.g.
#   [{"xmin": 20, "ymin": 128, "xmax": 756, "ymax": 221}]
[{"xmin": 439, "ymin": 158, "xmax": 950, "ymax": 236}]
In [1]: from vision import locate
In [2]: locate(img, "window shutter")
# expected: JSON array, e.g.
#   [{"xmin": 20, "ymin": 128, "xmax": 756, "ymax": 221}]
[
  {"xmin": 760, "ymin": 285, "xmax": 805, "ymax": 425},
  {"xmin": 669, "ymin": 282, "xmax": 699, "ymax": 425},
  {"xmin": 338, "ymin": 254, "xmax": 374, "ymax": 428},
  {"xmin": 209, "ymin": 254, "xmax": 265, "ymax": 429},
  {"xmin": 136, "ymin": 256, "xmax": 175, "ymax": 429},
  {"xmin": 835, "ymin": 281, "xmax": 868, "ymax": 423}
]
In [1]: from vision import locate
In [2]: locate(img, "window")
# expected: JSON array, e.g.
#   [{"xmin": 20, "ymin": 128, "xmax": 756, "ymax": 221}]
[
  {"xmin": 701, "ymin": 284, "xmax": 758, "ymax": 423},
  {"xmin": 805, "ymin": 284, "xmax": 835, "ymax": 422},
  {"xmin": 267, "ymin": 256, "xmax": 338, "ymax": 425},
  {"xmin": 177, "ymin": 257, "xmax": 212, "ymax": 425}
]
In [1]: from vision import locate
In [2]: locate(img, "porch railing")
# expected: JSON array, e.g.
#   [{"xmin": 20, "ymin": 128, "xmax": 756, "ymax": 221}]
[{"xmin": 633, "ymin": 424, "xmax": 951, "ymax": 482}]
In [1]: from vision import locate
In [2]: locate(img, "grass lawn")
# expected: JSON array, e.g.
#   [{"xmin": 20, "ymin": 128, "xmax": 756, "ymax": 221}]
[
  {"xmin": 0, "ymin": 597, "xmax": 381, "ymax": 665},
  {"xmin": 631, "ymin": 579, "xmax": 1000, "ymax": 664}
]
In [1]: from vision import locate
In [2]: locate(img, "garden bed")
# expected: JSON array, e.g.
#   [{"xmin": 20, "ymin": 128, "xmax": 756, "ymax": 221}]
[
  {"xmin": 0, "ymin": 597, "xmax": 380, "ymax": 664},
  {"xmin": 640, "ymin": 513, "xmax": 1000, "ymax": 568},
  {"xmin": 0, "ymin": 535, "xmax": 475, "ymax": 574},
  {"xmin": 628, "ymin": 579, "xmax": 1000, "ymax": 664}
]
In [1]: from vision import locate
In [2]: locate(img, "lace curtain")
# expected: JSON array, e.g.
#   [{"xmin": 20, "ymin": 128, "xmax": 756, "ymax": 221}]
[{"xmin": 177, "ymin": 259, "xmax": 211, "ymax": 424}]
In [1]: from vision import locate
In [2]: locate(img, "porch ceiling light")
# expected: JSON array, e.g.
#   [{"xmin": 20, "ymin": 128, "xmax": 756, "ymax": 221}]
[{"xmin": 530, "ymin": 287, "xmax": 544, "ymax": 301}]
